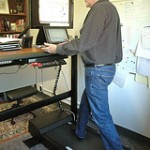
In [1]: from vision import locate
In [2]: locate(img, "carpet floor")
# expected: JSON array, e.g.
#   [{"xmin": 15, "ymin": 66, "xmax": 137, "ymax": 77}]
[
  {"xmin": 0, "ymin": 94, "xmax": 59, "ymax": 144},
  {"xmin": 0, "ymin": 132, "xmax": 49, "ymax": 150}
]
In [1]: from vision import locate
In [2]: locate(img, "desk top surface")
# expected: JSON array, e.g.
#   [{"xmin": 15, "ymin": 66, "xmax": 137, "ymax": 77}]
[{"xmin": 0, "ymin": 47, "xmax": 59, "ymax": 61}]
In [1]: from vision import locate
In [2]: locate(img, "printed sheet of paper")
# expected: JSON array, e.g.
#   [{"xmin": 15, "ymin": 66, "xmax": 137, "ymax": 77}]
[
  {"xmin": 136, "ymin": 40, "xmax": 150, "ymax": 59},
  {"xmin": 136, "ymin": 57, "xmax": 150, "ymax": 76}
]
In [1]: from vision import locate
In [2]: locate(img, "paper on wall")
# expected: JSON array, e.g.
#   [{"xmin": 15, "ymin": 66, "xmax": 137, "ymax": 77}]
[
  {"xmin": 135, "ymin": 73, "xmax": 147, "ymax": 85},
  {"xmin": 135, "ymin": 39, "xmax": 150, "ymax": 59},
  {"xmin": 136, "ymin": 57, "xmax": 150, "ymax": 76},
  {"xmin": 113, "ymin": 65, "xmax": 128, "ymax": 88},
  {"xmin": 141, "ymin": 26, "xmax": 150, "ymax": 49}
]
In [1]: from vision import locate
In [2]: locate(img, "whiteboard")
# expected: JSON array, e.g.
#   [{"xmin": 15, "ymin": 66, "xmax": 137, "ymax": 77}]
[
  {"xmin": 110, "ymin": 0, "xmax": 150, "ymax": 86},
  {"xmin": 39, "ymin": 0, "xmax": 70, "ymax": 26},
  {"xmin": 111, "ymin": 0, "xmax": 150, "ymax": 51}
]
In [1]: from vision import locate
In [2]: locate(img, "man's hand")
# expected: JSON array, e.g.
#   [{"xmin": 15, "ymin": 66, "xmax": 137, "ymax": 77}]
[{"xmin": 42, "ymin": 42, "xmax": 57, "ymax": 54}]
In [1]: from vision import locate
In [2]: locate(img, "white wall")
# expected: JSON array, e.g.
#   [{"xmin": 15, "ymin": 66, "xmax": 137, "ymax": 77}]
[
  {"xmin": 109, "ymin": 0, "xmax": 150, "ymax": 138},
  {"xmin": 109, "ymin": 75, "xmax": 150, "ymax": 138},
  {"xmin": 0, "ymin": 66, "xmax": 58, "ymax": 92},
  {"xmin": 68, "ymin": 0, "xmax": 88, "ymax": 37},
  {"xmin": 0, "ymin": 65, "xmax": 36, "ymax": 92}
]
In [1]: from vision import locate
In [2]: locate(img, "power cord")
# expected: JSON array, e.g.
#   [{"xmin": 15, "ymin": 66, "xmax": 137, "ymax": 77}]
[
  {"xmin": 53, "ymin": 64, "xmax": 63, "ymax": 110},
  {"xmin": 53, "ymin": 63, "xmax": 76, "ymax": 122}
]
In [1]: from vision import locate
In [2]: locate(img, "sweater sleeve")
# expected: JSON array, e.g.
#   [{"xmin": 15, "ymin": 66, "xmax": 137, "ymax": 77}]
[{"xmin": 56, "ymin": 39, "xmax": 80, "ymax": 55}]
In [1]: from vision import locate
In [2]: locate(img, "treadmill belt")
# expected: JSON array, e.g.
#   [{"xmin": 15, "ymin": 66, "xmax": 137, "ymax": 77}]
[{"xmin": 42, "ymin": 122, "xmax": 104, "ymax": 150}]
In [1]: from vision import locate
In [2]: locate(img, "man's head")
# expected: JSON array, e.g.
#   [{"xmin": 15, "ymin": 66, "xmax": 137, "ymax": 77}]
[{"xmin": 84, "ymin": 0, "xmax": 99, "ymax": 8}]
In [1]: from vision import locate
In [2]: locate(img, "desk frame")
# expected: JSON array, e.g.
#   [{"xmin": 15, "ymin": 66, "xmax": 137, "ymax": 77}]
[{"xmin": 0, "ymin": 48, "xmax": 77, "ymax": 122}]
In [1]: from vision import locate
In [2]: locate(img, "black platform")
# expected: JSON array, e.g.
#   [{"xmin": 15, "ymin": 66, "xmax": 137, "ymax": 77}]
[
  {"xmin": 42, "ymin": 122, "xmax": 104, "ymax": 150},
  {"xmin": 27, "ymin": 110, "xmax": 104, "ymax": 150},
  {"xmin": 29, "ymin": 110, "xmax": 72, "ymax": 137}
]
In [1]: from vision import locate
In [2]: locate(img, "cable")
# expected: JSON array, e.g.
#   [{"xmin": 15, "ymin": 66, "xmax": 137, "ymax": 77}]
[
  {"xmin": 0, "ymin": 64, "xmax": 30, "ymax": 75},
  {"xmin": 62, "ymin": 108, "xmax": 76, "ymax": 122},
  {"xmin": 52, "ymin": 63, "xmax": 76, "ymax": 121},
  {"xmin": 52, "ymin": 63, "xmax": 63, "ymax": 110},
  {"xmin": 0, "ymin": 65, "xmax": 24, "ymax": 75}
]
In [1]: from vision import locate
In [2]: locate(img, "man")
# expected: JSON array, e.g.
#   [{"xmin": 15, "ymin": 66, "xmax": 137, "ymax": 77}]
[{"xmin": 42, "ymin": 0, "xmax": 123, "ymax": 149}]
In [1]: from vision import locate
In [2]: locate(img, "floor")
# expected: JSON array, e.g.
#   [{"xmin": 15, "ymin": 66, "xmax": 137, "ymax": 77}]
[
  {"xmin": 0, "ymin": 121, "xmax": 150, "ymax": 150},
  {"xmin": 0, "ymin": 133, "xmax": 48, "ymax": 150}
]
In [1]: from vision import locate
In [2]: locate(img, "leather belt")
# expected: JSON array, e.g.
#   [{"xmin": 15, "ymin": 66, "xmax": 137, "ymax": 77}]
[{"xmin": 85, "ymin": 63, "xmax": 114, "ymax": 67}]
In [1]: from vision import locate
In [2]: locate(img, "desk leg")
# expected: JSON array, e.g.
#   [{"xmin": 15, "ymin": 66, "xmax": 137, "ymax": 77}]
[{"xmin": 71, "ymin": 55, "xmax": 78, "ymax": 121}]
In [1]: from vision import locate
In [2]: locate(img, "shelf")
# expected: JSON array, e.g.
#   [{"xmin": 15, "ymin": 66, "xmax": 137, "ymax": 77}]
[
  {"xmin": 0, "ymin": 0, "xmax": 29, "ymax": 36},
  {"xmin": 0, "ymin": 31, "xmax": 22, "ymax": 34},
  {"xmin": 0, "ymin": 13, "xmax": 26, "ymax": 17}
]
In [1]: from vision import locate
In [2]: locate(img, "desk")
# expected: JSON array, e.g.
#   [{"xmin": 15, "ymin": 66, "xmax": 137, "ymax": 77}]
[
  {"xmin": 0, "ymin": 47, "xmax": 67, "ymax": 64},
  {"xmin": 0, "ymin": 47, "xmax": 46, "ymax": 61},
  {"xmin": 0, "ymin": 48, "xmax": 77, "ymax": 122}
]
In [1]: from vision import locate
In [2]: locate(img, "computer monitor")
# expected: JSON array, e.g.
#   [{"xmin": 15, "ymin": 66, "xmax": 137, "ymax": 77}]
[{"xmin": 43, "ymin": 26, "xmax": 69, "ymax": 44}]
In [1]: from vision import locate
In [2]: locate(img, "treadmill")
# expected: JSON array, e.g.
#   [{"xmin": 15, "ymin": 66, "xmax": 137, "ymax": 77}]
[{"xmin": 27, "ymin": 109, "xmax": 104, "ymax": 150}]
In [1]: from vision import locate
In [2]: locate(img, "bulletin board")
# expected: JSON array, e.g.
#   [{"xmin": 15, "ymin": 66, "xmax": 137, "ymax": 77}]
[{"xmin": 110, "ymin": 0, "xmax": 150, "ymax": 87}]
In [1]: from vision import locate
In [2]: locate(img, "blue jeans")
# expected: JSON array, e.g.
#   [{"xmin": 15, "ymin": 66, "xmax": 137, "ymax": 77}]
[{"xmin": 75, "ymin": 64, "xmax": 123, "ymax": 150}]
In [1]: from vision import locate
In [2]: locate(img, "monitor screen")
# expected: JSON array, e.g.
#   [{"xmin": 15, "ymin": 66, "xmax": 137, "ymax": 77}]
[
  {"xmin": 43, "ymin": 27, "xmax": 69, "ymax": 44},
  {"xmin": 30, "ymin": 0, "xmax": 74, "ymax": 28}
]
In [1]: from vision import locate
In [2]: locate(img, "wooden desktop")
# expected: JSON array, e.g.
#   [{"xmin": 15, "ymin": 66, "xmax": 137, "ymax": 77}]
[{"xmin": 0, "ymin": 47, "xmax": 65, "ymax": 62}]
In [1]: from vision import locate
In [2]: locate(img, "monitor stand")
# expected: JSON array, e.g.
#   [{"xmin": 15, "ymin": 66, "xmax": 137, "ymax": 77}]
[{"xmin": 36, "ymin": 27, "xmax": 46, "ymax": 45}]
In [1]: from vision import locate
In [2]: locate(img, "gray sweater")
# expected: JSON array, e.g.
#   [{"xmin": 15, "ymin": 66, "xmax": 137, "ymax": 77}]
[{"xmin": 56, "ymin": 0, "xmax": 122, "ymax": 65}]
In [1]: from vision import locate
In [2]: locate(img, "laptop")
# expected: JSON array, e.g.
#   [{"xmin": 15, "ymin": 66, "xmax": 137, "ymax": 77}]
[{"xmin": 43, "ymin": 26, "xmax": 69, "ymax": 44}]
